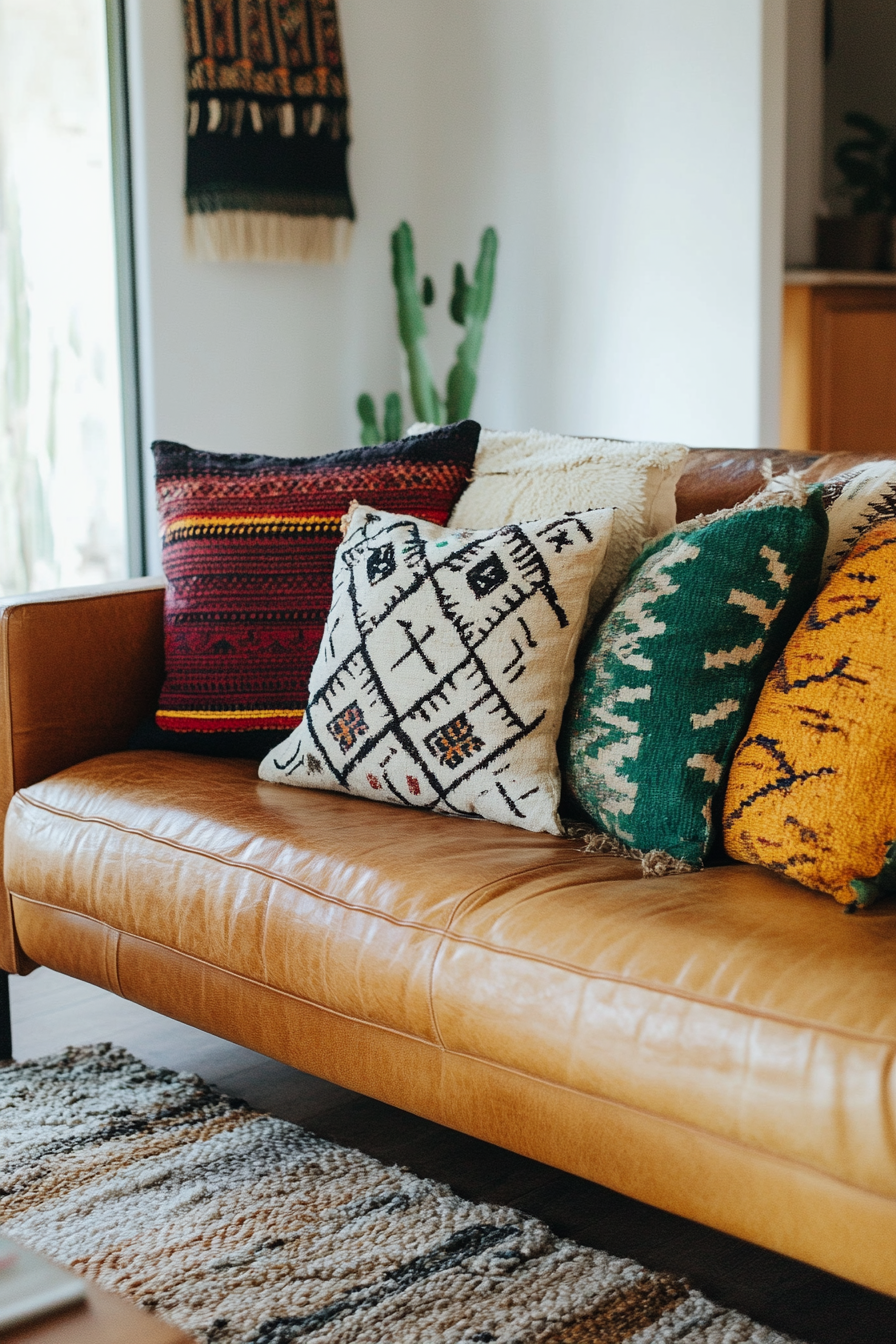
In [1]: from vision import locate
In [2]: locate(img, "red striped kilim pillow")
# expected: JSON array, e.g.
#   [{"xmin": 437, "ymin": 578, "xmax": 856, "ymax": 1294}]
[{"xmin": 153, "ymin": 423, "xmax": 479, "ymax": 736}]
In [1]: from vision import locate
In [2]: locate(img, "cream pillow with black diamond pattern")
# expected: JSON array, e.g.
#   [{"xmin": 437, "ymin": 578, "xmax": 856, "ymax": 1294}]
[{"xmin": 259, "ymin": 503, "xmax": 615, "ymax": 834}]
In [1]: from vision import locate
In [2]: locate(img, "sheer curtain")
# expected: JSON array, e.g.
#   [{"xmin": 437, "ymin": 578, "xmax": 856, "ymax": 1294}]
[{"xmin": 0, "ymin": 0, "xmax": 127, "ymax": 596}]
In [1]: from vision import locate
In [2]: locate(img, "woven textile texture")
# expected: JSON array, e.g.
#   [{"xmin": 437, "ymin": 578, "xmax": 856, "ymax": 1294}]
[
  {"xmin": 816, "ymin": 459, "xmax": 896, "ymax": 581},
  {"xmin": 0, "ymin": 1045, "xmax": 805, "ymax": 1344},
  {"xmin": 260, "ymin": 503, "xmax": 614, "ymax": 834},
  {"xmin": 153, "ymin": 422, "xmax": 479, "ymax": 737},
  {"xmin": 724, "ymin": 519, "xmax": 896, "ymax": 909},
  {"xmin": 408, "ymin": 424, "xmax": 688, "ymax": 617},
  {"xmin": 560, "ymin": 489, "xmax": 828, "ymax": 870},
  {"xmin": 182, "ymin": 0, "xmax": 354, "ymax": 261}
]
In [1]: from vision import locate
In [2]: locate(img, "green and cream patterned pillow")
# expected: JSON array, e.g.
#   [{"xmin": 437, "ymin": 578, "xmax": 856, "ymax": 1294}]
[{"xmin": 559, "ymin": 488, "xmax": 828, "ymax": 870}]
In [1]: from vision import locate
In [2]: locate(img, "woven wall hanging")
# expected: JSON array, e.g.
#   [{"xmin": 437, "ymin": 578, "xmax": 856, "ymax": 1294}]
[{"xmin": 182, "ymin": 1, "xmax": 355, "ymax": 262}]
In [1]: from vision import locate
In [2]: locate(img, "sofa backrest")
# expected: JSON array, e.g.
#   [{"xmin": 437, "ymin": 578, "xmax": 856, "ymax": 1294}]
[{"xmin": 675, "ymin": 448, "xmax": 895, "ymax": 522}]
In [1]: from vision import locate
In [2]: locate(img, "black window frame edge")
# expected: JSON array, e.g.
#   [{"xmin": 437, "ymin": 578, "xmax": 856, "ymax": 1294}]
[{"xmin": 105, "ymin": 0, "xmax": 146, "ymax": 578}]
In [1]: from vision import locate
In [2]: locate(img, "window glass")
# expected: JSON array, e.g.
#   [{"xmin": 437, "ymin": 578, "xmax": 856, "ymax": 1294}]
[{"xmin": 0, "ymin": 0, "xmax": 127, "ymax": 596}]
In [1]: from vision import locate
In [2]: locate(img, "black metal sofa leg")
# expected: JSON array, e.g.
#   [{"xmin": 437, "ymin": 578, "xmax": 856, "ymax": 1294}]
[{"xmin": 0, "ymin": 972, "xmax": 11, "ymax": 1062}]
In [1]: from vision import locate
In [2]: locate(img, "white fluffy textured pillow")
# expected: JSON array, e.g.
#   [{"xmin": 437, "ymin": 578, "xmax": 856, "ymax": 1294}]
[
  {"xmin": 260, "ymin": 503, "xmax": 615, "ymax": 835},
  {"xmin": 408, "ymin": 425, "xmax": 688, "ymax": 613}
]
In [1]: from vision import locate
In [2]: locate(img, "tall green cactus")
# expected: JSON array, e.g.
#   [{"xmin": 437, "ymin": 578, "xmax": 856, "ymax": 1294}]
[
  {"xmin": 356, "ymin": 221, "xmax": 498, "ymax": 443},
  {"xmin": 445, "ymin": 227, "xmax": 498, "ymax": 424},
  {"xmin": 391, "ymin": 222, "xmax": 443, "ymax": 426}
]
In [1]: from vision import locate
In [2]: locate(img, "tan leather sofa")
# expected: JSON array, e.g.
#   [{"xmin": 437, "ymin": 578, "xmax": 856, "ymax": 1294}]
[{"xmin": 2, "ymin": 449, "xmax": 894, "ymax": 1298}]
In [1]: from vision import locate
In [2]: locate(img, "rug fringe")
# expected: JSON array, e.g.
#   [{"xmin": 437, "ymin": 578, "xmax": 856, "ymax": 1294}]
[{"xmin": 185, "ymin": 211, "xmax": 353, "ymax": 263}]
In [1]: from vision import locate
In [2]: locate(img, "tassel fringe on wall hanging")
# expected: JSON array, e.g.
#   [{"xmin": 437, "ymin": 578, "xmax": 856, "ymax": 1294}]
[{"xmin": 182, "ymin": 0, "xmax": 355, "ymax": 263}]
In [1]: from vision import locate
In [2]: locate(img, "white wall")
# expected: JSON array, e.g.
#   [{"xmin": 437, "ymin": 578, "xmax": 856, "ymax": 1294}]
[
  {"xmin": 759, "ymin": 0, "xmax": 788, "ymax": 447},
  {"xmin": 126, "ymin": 0, "xmax": 787, "ymax": 570}
]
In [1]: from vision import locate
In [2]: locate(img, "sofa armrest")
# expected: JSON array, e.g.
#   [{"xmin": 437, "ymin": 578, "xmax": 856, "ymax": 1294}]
[{"xmin": 0, "ymin": 578, "xmax": 166, "ymax": 972}]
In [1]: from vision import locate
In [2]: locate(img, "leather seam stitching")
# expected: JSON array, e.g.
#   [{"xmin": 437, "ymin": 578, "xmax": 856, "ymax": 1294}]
[
  {"xmin": 9, "ymin": 794, "xmax": 595, "ymax": 944},
  {"xmin": 11, "ymin": 793, "xmax": 896, "ymax": 1050},
  {"xmin": 11, "ymin": 895, "xmax": 441, "ymax": 1049},
  {"xmin": 426, "ymin": 937, "xmax": 446, "ymax": 1051},
  {"xmin": 18, "ymin": 793, "xmax": 588, "ymax": 899},
  {"xmin": 109, "ymin": 926, "xmax": 122, "ymax": 997},
  {"xmin": 13, "ymin": 895, "xmax": 894, "ymax": 1207},
  {"xmin": 442, "ymin": 1047, "xmax": 896, "ymax": 1206}
]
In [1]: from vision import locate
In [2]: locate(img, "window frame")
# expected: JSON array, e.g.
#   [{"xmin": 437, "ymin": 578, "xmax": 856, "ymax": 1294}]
[{"xmin": 105, "ymin": 0, "xmax": 145, "ymax": 578}]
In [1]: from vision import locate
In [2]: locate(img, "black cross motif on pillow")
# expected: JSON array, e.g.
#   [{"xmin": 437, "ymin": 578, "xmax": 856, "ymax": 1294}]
[
  {"xmin": 391, "ymin": 619, "xmax": 436, "ymax": 673},
  {"xmin": 549, "ymin": 528, "xmax": 572, "ymax": 552}
]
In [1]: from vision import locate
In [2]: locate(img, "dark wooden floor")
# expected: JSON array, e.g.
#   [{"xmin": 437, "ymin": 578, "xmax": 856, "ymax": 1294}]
[{"xmin": 9, "ymin": 967, "xmax": 896, "ymax": 1344}]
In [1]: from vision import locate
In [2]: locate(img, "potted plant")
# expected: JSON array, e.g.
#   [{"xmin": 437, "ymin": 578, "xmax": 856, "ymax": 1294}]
[{"xmin": 819, "ymin": 112, "xmax": 896, "ymax": 270}]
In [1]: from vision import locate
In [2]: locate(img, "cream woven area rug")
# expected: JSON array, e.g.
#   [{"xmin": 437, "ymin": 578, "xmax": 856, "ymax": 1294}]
[{"xmin": 0, "ymin": 1045, "xmax": 804, "ymax": 1344}]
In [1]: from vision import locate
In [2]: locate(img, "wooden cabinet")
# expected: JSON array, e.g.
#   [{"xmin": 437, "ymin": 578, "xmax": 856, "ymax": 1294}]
[{"xmin": 781, "ymin": 272, "xmax": 896, "ymax": 453}]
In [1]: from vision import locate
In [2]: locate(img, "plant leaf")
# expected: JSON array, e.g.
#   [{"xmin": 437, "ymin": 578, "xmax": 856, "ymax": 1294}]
[
  {"xmin": 383, "ymin": 391, "xmax": 403, "ymax": 442},
  {"xmin": 357, "ymin": 392, "xmax": 382, "ymax": 446}
]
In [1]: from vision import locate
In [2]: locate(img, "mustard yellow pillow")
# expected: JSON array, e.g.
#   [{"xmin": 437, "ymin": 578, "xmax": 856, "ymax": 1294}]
[{"xmin": 723, "ymin": 519, "xmax": 896, "ymax": 909}]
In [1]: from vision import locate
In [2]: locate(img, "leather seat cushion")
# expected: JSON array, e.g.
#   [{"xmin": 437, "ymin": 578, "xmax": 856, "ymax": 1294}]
[{"xmin": 5, "ymin": 752, "xmax": 895, "ymax": 1202}]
